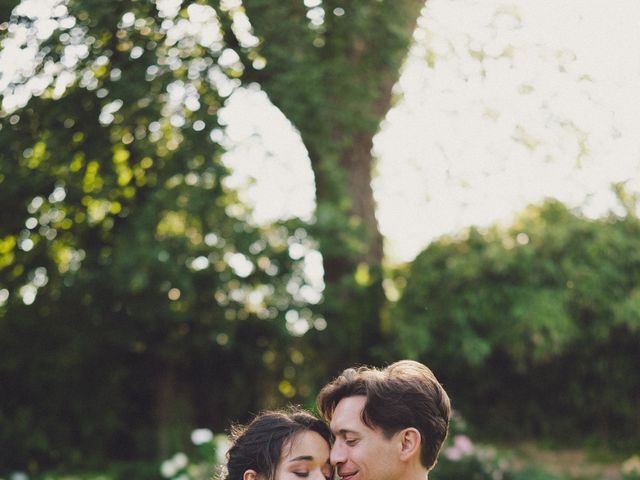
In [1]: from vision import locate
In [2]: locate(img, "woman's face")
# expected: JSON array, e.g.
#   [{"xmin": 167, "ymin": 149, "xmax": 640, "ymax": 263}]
[{"xmin": 275, "ymin": 430, "xmax": 332, "ymax": 480}]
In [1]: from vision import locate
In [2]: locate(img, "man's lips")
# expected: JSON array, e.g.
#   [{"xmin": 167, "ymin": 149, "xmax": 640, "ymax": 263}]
[{"xmin": 338, "ymin": 471, "xmax": 357, "ymax": 480}]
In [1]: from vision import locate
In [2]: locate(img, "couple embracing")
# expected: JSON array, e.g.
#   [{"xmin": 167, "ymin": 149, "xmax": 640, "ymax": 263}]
[{"xmin": 222, "ymin": 360, "xmax": 451, "ymax": 480}]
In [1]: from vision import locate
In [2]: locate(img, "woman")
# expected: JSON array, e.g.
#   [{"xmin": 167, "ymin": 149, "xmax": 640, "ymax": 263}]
[{"xmin": 223, "ymin": 408, "xmax": 333, "ymax": 480}]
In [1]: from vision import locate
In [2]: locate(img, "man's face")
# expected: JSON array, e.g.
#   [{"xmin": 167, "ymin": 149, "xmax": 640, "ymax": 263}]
[{"xmin": 329, "ymin": 396, "xmax": 402, "ymax": 480}]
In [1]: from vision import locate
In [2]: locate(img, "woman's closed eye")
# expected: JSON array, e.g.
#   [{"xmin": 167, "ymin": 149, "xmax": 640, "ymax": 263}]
[{"xmin": 292, "ymin": 469, "xmax": 332, "ymax": 480}]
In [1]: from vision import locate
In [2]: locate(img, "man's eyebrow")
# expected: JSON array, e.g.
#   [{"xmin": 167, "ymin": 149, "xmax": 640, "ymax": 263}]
[{"xmin": 333, "ymin": 428, "xmax": 358, "ymax": 436}]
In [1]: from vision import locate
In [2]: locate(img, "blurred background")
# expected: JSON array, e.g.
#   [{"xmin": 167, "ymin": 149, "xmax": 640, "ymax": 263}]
[{"xmin": 1, "ymin": 0, "xmax": 639, "ymax": 479}]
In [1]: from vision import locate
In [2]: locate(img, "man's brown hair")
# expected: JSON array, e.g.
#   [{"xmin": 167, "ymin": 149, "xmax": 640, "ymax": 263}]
[{"xmin": 317, "ymin": 360, "xmax": 451, "ymax": 471}]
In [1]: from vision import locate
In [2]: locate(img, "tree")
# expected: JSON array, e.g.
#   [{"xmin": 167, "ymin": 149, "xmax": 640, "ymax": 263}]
[{"xmin": 0, "ymin": 0, "xmax": 427, "ymax": 470}]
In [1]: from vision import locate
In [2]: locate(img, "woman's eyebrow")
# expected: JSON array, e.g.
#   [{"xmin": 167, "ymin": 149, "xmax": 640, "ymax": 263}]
[{"xmin": 289, "ymin": 455, "xmax": 314, "ymax": 462}]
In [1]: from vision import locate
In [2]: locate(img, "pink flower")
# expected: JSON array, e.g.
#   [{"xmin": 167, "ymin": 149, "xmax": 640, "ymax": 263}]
[{"xmin": 443, "ymin": 434, "xmax": 474, "ymax": 461}]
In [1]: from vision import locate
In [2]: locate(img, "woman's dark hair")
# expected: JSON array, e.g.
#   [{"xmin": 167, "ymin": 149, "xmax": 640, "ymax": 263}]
[{"xmin": 223, "ymin": 408, "xmax": 331, "ymax": 480}]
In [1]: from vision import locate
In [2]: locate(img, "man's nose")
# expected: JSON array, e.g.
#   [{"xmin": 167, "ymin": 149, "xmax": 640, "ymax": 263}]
[{"xmin": 330, "ymin": 442, "xmax": 346, "ymax": 466}]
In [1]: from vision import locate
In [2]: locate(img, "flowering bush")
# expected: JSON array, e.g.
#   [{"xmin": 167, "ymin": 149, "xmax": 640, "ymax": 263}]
[
  {"xmin": 160, "ymin": 429, "xmax": 221, "ymax": 480},
  {"xmin": 622, "ymin": 456, "xmax": 640, "ymax": 480},
  {"xmin": 432, "ymin": 433, "xmax": 512, "ymax": 480},
  {"xmin": 430, "ymin": 412, "xmax": 570, "ymax": 480}
]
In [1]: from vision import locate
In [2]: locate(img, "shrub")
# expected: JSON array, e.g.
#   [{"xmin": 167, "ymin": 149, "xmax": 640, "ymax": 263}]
[{"xmin": 393, "ymin": 200, "xmax": 640, "ymax": 448}]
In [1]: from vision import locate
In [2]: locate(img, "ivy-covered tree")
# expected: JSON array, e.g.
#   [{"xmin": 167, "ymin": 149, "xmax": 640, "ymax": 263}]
[
  {"xmin": 236, "ymin": 0, "xmax": 425, "ymax": 369},
  {"xmin": 0, "ymin": 0, "xmax": 427, "ymax": 471}
]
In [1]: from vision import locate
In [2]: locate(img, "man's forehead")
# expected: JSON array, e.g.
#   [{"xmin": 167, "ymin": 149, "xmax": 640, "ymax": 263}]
[{"xmin": 329, "ymin": 395, "xmax": 367, "ymax": 432}]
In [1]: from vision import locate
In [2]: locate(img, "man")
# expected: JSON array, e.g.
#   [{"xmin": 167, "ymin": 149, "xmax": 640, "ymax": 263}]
[{"xmin": 317, "ymin": 360, "xmax": 451, "ymax": 480}]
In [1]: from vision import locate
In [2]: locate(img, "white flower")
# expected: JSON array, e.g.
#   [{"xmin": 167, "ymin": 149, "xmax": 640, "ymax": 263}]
[{"xmin": 191, "ymin": 428, "xmax": 214, "ymax": 445}]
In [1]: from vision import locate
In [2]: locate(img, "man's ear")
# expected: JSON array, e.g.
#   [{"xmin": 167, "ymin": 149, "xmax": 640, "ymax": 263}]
[
  {"xmin": 243, "ymin": 469, "xmax": 259, "ymax": 480},
  {"xmin": 398, "ymin": 428, "xmax": 421, "ymax": 461}
]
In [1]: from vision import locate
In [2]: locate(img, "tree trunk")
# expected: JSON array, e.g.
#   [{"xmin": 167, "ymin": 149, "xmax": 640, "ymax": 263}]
[
  {"xmin": 239, "ymin": 0, "xmax": 427, "ymax": 369},
  {"xmin": 340, "ymin": 131, "xmax": 384, "ymax": 266}
]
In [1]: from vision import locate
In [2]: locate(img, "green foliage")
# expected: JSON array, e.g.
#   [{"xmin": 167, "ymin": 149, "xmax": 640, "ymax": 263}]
[
  {"xmin": 507, "ymin": 467, "xmax": 567, "ymax": 480},
  {"xmin": 393, "ymin": 200, "xmax": 640, "ymax": 447},
  {"xmin": 434, "ymin": 455, "xmax": 511, "ymax": 480},
  {"xmin": 28, "ymin": 462, "xmax": 160, "ymax": 480},
  {"xmin": 0, "ymin": 0, "xmax": 325, "ymax": 471}
]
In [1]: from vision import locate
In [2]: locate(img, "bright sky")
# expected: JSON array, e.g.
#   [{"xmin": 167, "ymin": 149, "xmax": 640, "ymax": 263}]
[
  {"xmin": 222, "ymin": 0, "xmax": 640, "ymax": 262},
  {"xmin": 3, "ymin": 0, "xmax": 640, "ymax": 264}
]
